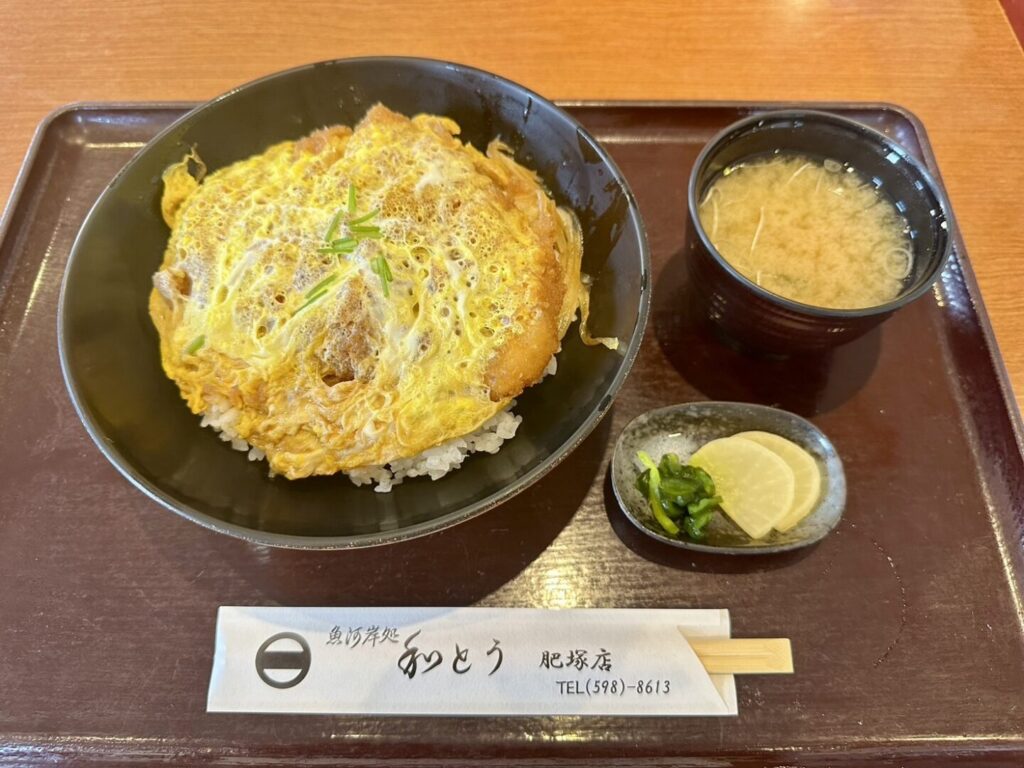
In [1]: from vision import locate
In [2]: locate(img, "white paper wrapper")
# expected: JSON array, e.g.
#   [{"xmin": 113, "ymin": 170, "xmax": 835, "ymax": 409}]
[{"xmin": 208, "ymin": 607, "xmax": 737, "ymax": 716}]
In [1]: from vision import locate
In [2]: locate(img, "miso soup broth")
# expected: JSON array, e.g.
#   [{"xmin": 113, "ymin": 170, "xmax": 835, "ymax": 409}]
[{"xmin": 697, "ymin": 154, "xmax": 912, "ymax": 309}]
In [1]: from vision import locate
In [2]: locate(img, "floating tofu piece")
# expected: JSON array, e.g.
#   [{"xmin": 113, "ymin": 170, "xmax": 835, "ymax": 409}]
[
  {"xmin": 689, "ymin": 436, "xmax": 795, "ymax": 539},
  {"xmin": 735, "ymin": 431, "xmax": 822, "ymax": 533}
]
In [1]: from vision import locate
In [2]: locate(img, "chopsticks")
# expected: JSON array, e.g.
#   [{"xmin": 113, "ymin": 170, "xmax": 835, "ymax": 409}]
[{"xmin": 678, "ymin": 631, "xmax": 794, "ymax": 675}]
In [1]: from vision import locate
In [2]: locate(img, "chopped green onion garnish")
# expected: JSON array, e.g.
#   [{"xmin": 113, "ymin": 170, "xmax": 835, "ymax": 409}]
[
  {"xmin": 370, "ymin": 255, "xmax": 393, "ymax": 298},
  {"xmin": 293, "ymin": 288, "xmax": 329, "ymax": 316},
  {"xmin": 185, "ymin": 335, "xmax": 206, "ymax": 355},
  {"xmin": 324, "ymin": 209, "xmax": 345, "ymax": 243},
  {"xmin": 348, "ymin": 208, "xmax": 379, "ymax": 225},
  {"xmin": 321, "ymin": 187, "xmax": 380, "ymax": 251},
  {"xmin": 306, "ymin": 273, "xmax": 339, "ymax": 298},
  {"xmin": 316, "ymin": 185, "xmax": 391, "ymax": 298},
  {"xmin": 348, "ymin": 224, "xmax": 382, "ymax": 237},
  {"xmin": 318, "ymin": 238, "xmax": 357, "ymax": 255}
]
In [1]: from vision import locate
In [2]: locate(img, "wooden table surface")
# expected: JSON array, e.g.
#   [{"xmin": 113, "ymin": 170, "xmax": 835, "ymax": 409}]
[{"xmin": 1, "ymin": 0, "xmax": 1023, "ymax": 400}]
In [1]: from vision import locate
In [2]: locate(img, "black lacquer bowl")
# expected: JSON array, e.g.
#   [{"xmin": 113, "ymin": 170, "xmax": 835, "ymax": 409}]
[
  {"xmin": 58, "ymin": 57, "xmax": 650, "ymax": 548},
  {"xmin": 685, "ymin": 109, "xmax": 952, "ymax": 354}
]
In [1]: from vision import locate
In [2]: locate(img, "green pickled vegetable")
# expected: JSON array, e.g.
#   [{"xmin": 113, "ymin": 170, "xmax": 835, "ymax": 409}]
[
  {"xmin": 688, "ymin": 495, "xmax": 721, "ymax": 516},
  {"xmin": 637, "ymin": 451, "xmax": 679, "ymax": 535},
  {"xmin": 635, "ymin": 450, "xmax": 722, "ymax": 540}
]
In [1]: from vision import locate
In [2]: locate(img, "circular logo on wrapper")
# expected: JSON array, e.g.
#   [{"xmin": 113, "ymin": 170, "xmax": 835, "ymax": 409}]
[{"xmin": 255, "ymin": 632, "xmax": 311, "ymax": 689}]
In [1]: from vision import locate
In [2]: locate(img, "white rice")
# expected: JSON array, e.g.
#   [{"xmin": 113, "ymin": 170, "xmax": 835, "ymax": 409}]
[
  {"xmin": 198, "ymin": 354, "xmax": 556, "ymax": 492},
  {"xmin": 347, "ymin": 406, "xmax": 522, "ymax": 493},
  {"xmin": 198, "ymin": 400, "xmax": 524, "ymax": 493}
]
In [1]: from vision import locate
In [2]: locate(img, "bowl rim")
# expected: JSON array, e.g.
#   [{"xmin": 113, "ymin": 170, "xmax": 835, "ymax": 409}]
[
  {"xmin": 610, "ymin": 400, "xmax": 847, "ymax": 555},
  {"xmin": 57, "ymin": 55, "xmax": 652, "ymax": 549},
  {"xmin": 686, "ymin": 108, "xmax": 954, "ymax": 319}
]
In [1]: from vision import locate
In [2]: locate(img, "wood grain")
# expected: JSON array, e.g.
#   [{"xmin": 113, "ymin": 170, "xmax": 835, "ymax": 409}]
[
  {"xmin": 1, "ymin": 0, "xmax": 1023, "ymax": 401},
  {"xmin": 8, "ymin": 102, "xmax": 1024, "ymax": 765},
  {"xmin": 2, "ymin": 99, "xmax": 1023, "ymax": 766},
  {"xmin": 687, "ymin": 637, "xmax": 794, "ymax": 675}
]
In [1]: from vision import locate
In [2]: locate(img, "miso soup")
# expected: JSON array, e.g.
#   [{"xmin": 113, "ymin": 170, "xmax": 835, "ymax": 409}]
[{"xmin": 698, "ymin": 154, "xmax": 912, "ymax": 309}]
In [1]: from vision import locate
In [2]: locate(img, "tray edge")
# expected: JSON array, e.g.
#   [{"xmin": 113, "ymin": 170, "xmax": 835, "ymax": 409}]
[{"xmin": 0, "ymin": 97, "xmax": 1022, "ymax": 762}]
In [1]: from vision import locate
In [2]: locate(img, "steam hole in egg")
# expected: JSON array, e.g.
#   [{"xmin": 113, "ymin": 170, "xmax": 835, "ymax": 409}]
[
  {"xmin": 321, "ymin": 368, "xmax": 354, "ymax": 386},
  {"xmin": 173, "ymin": 271, "xmax": 192, "ymax": 297}
]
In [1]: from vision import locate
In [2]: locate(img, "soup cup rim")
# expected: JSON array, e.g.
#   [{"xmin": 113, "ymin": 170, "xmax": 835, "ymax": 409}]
[{"xmin": 687, "ymin": 108, "xmax": 954, "ymax": 319}]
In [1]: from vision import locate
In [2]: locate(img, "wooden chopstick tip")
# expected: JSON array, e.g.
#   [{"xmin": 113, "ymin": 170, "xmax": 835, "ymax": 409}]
[{"xmin": 678, "ymin": 630, "xmax": 794, "ymax": 675}]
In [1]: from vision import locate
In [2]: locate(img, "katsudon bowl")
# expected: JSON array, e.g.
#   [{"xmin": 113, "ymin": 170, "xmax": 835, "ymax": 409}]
[{"xmin": 58, "ymin": 57, "xmax": 650, "ymax": 548}]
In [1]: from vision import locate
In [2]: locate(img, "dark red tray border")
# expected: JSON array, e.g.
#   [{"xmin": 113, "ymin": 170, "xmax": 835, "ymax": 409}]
[{"xmin": 1, "ymin": 100, "xmax": 1022, "ymax": 766}]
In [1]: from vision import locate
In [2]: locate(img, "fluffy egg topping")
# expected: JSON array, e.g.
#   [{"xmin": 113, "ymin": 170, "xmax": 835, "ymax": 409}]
[{"xmin": 150, "ymin": 105, "xmax": 611, "ymax": 479}]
